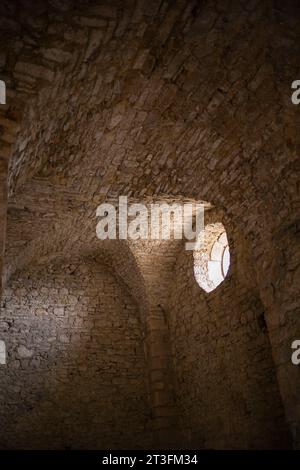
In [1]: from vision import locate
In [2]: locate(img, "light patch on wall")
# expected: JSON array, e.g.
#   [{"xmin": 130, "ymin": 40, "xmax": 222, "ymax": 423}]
[
  {"xmin": 0, "ymin": 80, "xmax": 6, "ymax": 104},
  {"xmin": 0, "ymin": 340, "xmax": 6, "ymax": 364}
]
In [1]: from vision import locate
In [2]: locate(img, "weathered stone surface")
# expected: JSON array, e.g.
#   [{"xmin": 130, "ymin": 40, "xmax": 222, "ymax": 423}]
[
  {"xmin": 0, "ymin": 256, "xmax": 151, "ymax": 449},
  {"xmin": 17, "ymin": 345, "xmax": 33, "ymax": 358},
  {"xmin": 0, "ymin": 0, "xmax": 299, "ymax": 451}
]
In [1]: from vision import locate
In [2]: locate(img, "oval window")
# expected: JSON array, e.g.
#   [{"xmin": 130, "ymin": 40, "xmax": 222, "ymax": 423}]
[{"xmin": 193, "ymin": 223, "xmax": 230, "ymax": 292}]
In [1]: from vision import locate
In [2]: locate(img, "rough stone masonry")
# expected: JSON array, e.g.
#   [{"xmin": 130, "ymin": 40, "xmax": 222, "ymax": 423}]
[{"xmin": 0, "ymin": 0, "xmax": 299, "ymax": 450}]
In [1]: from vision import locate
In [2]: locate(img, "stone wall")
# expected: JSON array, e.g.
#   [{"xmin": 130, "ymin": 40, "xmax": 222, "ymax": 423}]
[
  {"xmin": 0, "ymin": 256, "xmax": 151, "ymax": 449},
  {"xmin": 0, "ymin": 0, "xmax": 299, "ymax": 449},
  {"xmin": 168, "ymin": 213, "xmax": 292, "ymax": 449}
]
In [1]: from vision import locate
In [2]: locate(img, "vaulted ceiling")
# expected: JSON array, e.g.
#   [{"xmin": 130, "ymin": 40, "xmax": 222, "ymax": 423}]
[{"xmin": 0, "ymin": 0, "xmax": 299, "ymax": 295}]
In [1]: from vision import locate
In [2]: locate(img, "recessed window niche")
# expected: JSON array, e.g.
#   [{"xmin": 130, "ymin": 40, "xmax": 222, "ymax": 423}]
[
  {"xmin": 0, "ymin": 340, "xmax": 6, "ymax": 365},
  {"xmin": 193, "ymin": 223, "xmax": 230, "ymax": 293}
]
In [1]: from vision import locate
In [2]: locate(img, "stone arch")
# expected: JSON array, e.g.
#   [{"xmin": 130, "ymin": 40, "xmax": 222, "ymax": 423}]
[
  {"xmin": 0, "ymin": 0, "xmax": 128, "ymax": 291},
  {"xmin": 5, "ymin": 211, "xmax": 150, "ymax": 324},
  {"xmin": 0, "ymin": 252, "xmax": 152, "ymax": 449},
  {"xmin": 0, "ymin": 0, "xmax": 299, "ymax": 449}
]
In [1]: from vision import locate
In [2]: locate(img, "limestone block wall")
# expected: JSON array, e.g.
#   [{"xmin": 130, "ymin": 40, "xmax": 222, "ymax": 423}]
[
  {"xmin": 0, "ymin": 0, "xmax": 298, "ymax": 450},
  {"xmin": 0, "ymin": 256, "xmax": 151, "ymax": 449},
  {"xmin": 168, "ymin": 235, "xmax": 291, "ymax": 449},
  {"xmin": 258, "ymin": 224, "xmax": 300, "ymax": 447}
]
